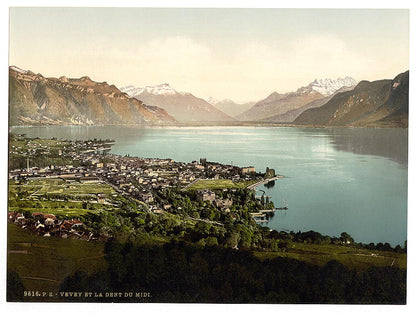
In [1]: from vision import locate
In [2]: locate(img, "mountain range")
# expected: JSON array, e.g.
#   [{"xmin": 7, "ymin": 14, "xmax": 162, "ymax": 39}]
[
  {"xmin": 236, "ymin": 77, "xmax": 357, "ymax": 122},
  {"xmin": 261, "ymin": 85, "xmax": 357, "ymax": 123},
  {"xmin": 294, "ymin": 71, "xmax": 409, "ymax": 127},
  {"xmin": 9, "ymin": 66, "xmax": 176, "ymax": 126},
  {"xmin": 206, "ymin": 98, "xmax": 256, "ymax": 118},
  {"xmin": 9, "ymin": 66, "xmax": 408, "ymax": 128},
  {"xmin": 120, "ymin": 84, "xmax": 234, "ymax": 122}
]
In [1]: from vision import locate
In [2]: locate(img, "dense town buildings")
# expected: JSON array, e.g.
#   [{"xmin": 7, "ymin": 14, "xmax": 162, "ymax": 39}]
[{"xmin": 9, "ymin": 136, "xmax": 263, "ymax": 231}]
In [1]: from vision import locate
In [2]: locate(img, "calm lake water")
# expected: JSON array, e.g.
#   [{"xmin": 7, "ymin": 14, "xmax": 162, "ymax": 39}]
[{"xmin": 10, "ymin": 125, "xmax": 408, "ymax": 246}]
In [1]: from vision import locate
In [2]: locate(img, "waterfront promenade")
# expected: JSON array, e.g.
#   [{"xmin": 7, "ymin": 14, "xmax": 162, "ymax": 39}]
[{"xmin": 246, "ymin": 175, "xmax": 284, "ymax": 190}]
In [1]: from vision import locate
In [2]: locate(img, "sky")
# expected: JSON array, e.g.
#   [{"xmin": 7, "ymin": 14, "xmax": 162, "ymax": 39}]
[{"xmin": 9, "ymin": 7, "xmax": 409, "ymax": 102}]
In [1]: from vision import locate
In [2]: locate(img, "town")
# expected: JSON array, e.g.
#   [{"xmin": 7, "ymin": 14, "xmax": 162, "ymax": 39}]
[{"xmin": 8, "ymin": 134, "xmax": 278, "ymax": 242}]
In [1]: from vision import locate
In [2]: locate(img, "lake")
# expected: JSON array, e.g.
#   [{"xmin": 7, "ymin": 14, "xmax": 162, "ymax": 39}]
[{"xmin": 10, "ymin": 125, "xmax": 408, "ymax": 246}]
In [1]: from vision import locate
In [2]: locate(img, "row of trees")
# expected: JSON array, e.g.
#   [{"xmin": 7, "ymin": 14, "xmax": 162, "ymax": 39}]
[{"xmin": 275, "ymin": 230, "xmax": 406, "ymax": 253}]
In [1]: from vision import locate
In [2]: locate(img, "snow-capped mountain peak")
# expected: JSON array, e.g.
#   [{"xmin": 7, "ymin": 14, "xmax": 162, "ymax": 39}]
[
  {"xmin": 10, "ymin": 65, "xmax": 28, "ymax": 74},
  {"xmin": 307, "ymin": 77, "xmax": 357, "ymax": 96},
  {"xmin": 120, "ymin": 83, "xmax": 178, "ymax": 97},
  {"xmin": 206, "ymin": 97, "xmax": 220, "ymax": 105},
  {"xmin": 207, "ymin": 97, "xmax": 237, "ymax": 105}
]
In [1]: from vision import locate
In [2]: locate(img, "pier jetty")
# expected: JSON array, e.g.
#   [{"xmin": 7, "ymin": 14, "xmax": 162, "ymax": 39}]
[
  {"xmin": 246, "ymin": 175, "xmax": 284, "ymax": 190},
  {"xmin": 250, "ymin": 213, "xmax": 267, "ymax": 218}
]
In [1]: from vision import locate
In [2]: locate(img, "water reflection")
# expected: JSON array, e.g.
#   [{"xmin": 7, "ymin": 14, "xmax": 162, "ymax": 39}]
[
  {"xmin": 299, "ymin": 128, "xmax": 408, "ymax": 167},
  {"xmin": 12, "ymin": 125, "xmax": 408, "ymax": 167},
  {"xmin": 264, "ymin": 180, "xmax": 275, "ymax": 189}
]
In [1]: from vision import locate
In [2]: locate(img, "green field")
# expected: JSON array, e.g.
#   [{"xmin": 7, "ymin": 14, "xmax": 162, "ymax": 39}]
[
  {"xmin": 7, "ymin": 224, "xmax": 106, "ymax": 298},
  {"xmin": 10, "ymin": 178, "xmax": 116, "ymax": 196},
  {"xmin": 10, "ymin": 138, "xmax": 66, "ymax": 150},
  {"xmin": 8, "ymin": 200, "xmax": 112, "ymax": 217},
  {"xmin": 185, "ymin": 179, "xmax": 257, "ymax": 191},
  {"xmin": 252, "ymin": 242, "xmax": 406, "ymax": 272},
  {"xmin": 9, "ymin": 178, "xmax": 118, "ymax": 218},
  {"xmin": 7, "ymin": 223, "xmax": 170, "ymax": 300}
]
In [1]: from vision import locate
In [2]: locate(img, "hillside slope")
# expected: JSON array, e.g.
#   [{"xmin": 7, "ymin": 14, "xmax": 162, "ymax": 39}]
[
  {"xmin": 122, "ymin": 84, "xmax": 235, "ymax": 122},
  {"xmin": 262, "ymin": 86, "xmax": 356, "ymax": 123},
  {"xmin": 209, "ymin": 98, "xmax": 255, "ymax": 118},
  {"xmin": 236, "ymin": 77, "xmax": 356, "ymax": 122},
  {"xmin": 9, "ymin": 67, "xmax": 176, "ymax": 126},
  {"xmin": 294, "ymin": 71, "xmax": 409, "ymax": 127}
]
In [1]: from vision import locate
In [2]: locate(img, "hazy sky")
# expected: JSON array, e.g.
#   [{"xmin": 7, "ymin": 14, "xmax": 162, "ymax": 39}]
[{"xmin": 9, "ymin": 8, "xmax": 409, "ymax": 102}]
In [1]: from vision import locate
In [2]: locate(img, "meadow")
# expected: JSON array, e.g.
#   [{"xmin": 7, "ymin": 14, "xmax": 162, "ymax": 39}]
[
  {"xmin": 8, "ymin": 178, "xmax": 117, "ymax": 217},
  {"xmin": 7, "ymin": 224, "xmax": 106, "ymax": 296},
  {"xmin": 185, "ymin": 179, "xmax": 256, "ymax": 191},
  {"xmin": 253, "ymin": 242, "xmax": 406, "ymax": 272}
]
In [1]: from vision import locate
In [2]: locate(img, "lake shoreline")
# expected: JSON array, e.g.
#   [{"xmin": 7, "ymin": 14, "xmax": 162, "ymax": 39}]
[
  {"xmin": 9, "ymin": 122, "xmax": 408, "ymax": 129},
  {"xmin": 9, "ymin": 125, "xmax": 407, "ymax": 246},
  {"xmin": 246, "ymin": 175, "xmax": 285, "ymax": 190}
]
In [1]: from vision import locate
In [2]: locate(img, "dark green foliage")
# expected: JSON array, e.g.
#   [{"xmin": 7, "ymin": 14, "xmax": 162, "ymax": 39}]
[
  {"xmin": 59, "ymin": 270, "xmax": 110, "ymax": 302},
  {"xmin": 60, "ymin": 242, "xmax": 406, "ymax": 304},
  {"xmin": 7, "ymin": 271, "xmax": 26, "ymax": 302},
  {"xmin": 264, "ymin": 180, "xmax": 275, "ymax": 189},
  {"xmin": 8, "ymin": 154, "xmax": 77, "ymax": 171},
  {"xmin": 354, "ymin": 266, "xmax": 406, "ymax": 304},
  {"xmin": 265, "ymin": 167, "xmax": 276, "ymax": 179},
  {"xmin": 354, "ymin": 241, "xmax": 406, "ymax": 253}
]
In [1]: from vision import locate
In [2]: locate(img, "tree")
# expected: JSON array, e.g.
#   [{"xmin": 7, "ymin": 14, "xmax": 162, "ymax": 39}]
[
  {"xmin": 226, "ymin": 231, "xmax": 241, "ymax": 249},
  {"xmin": 195, "ymin": 221, "xmax": 211, "ymax": 236},
  {"xmin": 205, "ymin": 237, "xmax": 219, "ymax": 246},
  {"xmin": 265, "ymin": 167, "xmax": 276, "ymax": 179},
  {"xmin": 340, "ymin": 232, "xmax": 354, "ymax": 244}
]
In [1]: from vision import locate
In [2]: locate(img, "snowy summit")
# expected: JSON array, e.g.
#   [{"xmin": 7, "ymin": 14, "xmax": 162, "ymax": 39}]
[
  {"xmin": 308, "ymin": 77, "xmax": 357, "ymax": 96},
  {"xmin": 121, "ymin": 83, "xmax": 178, "ymax": 97},
  {"xmin": 206, "ymin": 97, "xmax": 220, "ymax": 105},
  {"xmin": 10, "ymin": 65, "xmax": 28, "ymax": 74}
]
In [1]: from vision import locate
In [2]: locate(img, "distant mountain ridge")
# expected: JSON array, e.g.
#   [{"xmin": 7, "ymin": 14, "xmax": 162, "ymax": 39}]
[
  {"xmin": 121, "ymin": 83, "xmax": 182, "ymax": 97},
  {"xmin": 307, "ymin": 77, "xmax": 357, "ymax": 96},
  {"xmin": 236, "ymin": 77, "xmax": 357, "ymax": 122},
  {"xmin": 121, "ymin": 84, "xmax": 234, "ymax": 122},
  {"xmin": 207, "ymin": 98, "xmax": 256, "ymax": 118},
  {"xmin": 9, "ymin": 66, "xmax": 176, "ymax": 126},
  {"xmin": 206, "ymin": 97, "xmax": 220, "ymax": 105},
  {"xmin": 261, "ymin": 85, "xmax": 356, "ymax": 123},
  {"xmin": 294, "ymin": 71, "xmax": 409, "ymax": 127},
  {"xmin": 10, "ymin": 66, "xmax": 407, "ymax": 128}
]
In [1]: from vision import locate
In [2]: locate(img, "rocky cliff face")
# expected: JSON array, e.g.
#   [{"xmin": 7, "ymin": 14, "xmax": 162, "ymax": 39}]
[
  {"xmin": 9, "ymin": 67, "xmax": 176, "ymax": 126},
  {"xmin": 294, "ymin": 71, "xmax": 409, "ymax": 128}
]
